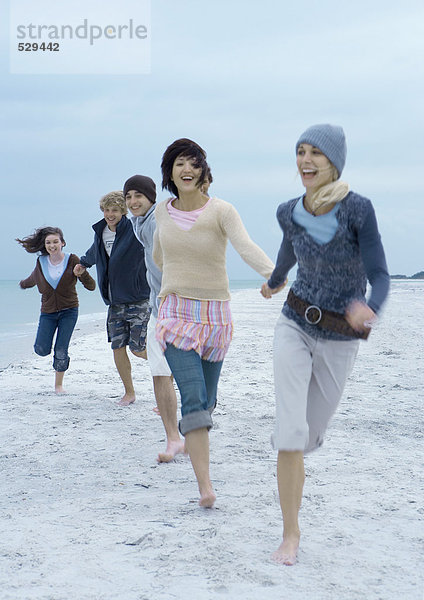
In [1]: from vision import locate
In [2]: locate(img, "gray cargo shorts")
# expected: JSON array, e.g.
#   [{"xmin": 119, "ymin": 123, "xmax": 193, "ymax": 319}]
[{"xmin": 107, "ymin": 300, "xmax": 151, "ymax": 352}]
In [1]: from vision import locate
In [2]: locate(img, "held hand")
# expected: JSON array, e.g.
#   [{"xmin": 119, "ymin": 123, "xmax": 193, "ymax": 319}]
[
  {"xmin": 345, "ymin": 300, "xmax": 376, "ymax": 332},
  {"xmin": 261, "ymin": 279, "xmax": 287, "ymax": 299},
  {"xmin": 73, "ymin": 264, "xmax": 86, "ymax": 276},
  {"xmin": 261, "ymin": 283, "xmax": 273, "ymax": 298}
]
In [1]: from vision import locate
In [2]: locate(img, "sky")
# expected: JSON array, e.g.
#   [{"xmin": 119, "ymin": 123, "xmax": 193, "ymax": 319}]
[{"xmin": 1, "ymin": 0, "xmax": 423, "ymax": 281}]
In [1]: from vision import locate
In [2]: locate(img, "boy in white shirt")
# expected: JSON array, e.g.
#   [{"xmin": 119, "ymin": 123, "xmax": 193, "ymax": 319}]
[{"xmin": 74, "ymin": 191, "xmax": 150, "ymax": 407}]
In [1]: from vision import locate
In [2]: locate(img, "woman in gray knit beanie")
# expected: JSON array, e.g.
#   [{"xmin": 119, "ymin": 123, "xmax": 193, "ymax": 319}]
[{"xmin": 261, "ymin": 124, "xmax": 390, "ymax": 566}]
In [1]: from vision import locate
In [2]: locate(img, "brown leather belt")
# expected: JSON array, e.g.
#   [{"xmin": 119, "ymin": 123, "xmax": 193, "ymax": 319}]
[{"xmin": 286, "ymin": 289, "xmax": 370, "ymax": 340}]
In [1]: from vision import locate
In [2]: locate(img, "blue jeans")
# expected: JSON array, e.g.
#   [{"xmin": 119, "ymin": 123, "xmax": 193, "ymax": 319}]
[
  {"xmin": 164, "ymin": 343, "xmax": 223, "ymax": 436},
  {"xmin": 34, "ymin": 307, "xmax": 78, "ymax": 372}
]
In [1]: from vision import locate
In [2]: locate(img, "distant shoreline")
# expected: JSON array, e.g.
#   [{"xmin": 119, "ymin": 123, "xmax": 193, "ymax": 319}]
[{"xmin": 390, "ymin": 272, "xmax": 424, "ymax": 280}]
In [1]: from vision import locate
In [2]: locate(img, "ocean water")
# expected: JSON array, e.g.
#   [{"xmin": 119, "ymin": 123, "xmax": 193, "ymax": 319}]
[
  {"xmin": 3, "ymin": 278, "xmax": 420, "ymax": 369},
  {"xmin": 0, "ymin": 279, "xmax": 264, "ymax": 368}
]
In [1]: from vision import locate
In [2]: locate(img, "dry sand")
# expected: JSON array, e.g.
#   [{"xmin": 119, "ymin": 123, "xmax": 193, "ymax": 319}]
[{"xmin": 1, "ymin": 283, "xmax": 422, "ymax": 600}]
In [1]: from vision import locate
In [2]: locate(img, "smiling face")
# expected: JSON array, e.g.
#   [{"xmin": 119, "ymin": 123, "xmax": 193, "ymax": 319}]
[
  {"xmin": 44, "ymin": 233, "xmax": 64, "ymax": 256},
  {"xmin": 103, "ymin": 205, "xmax": 124, "ymax": 231},
  {"xmin": 171, "ymin": 154, "xmax": 202, "ymax": 195},
  {"xmin": 296, "ymin": 143, "xmax": 336, "ymax": 195},
  {"xmin": 125, "ymin": 190, "xmax": 153, "ymax": 217}
]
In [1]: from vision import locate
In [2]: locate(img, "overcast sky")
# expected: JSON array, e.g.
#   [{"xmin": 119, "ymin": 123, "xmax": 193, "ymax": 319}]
[{"xmin": 1, "ymin": 0, "xmax": 423, "ymax": 280}]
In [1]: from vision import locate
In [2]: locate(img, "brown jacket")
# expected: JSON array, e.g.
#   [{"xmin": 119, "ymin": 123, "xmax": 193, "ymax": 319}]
[{"xmin": 20, "ymin": 253, "xmax": 96, "ymax": 313}]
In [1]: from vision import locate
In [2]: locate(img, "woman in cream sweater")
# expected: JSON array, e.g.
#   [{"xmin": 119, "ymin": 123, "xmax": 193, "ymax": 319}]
[{"xmin": 153, "ymin": 138, "xmax": 278, "ymax": 507}]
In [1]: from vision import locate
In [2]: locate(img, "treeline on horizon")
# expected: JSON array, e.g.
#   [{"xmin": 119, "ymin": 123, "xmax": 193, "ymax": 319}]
[{"xmin": 390, "ymin": 270, "xmax": 424, "ymax": 279}]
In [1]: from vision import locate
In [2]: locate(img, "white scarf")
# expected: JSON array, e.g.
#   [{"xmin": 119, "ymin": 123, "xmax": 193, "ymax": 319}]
[{"xmin": 307, "ymin": 180, "xmax": 349, "ymax": 214}]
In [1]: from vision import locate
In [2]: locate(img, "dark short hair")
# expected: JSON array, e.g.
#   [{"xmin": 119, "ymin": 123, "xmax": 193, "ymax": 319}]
[
  {"xmin": 161, "ymin": 138, "xmax": 209, "ymax": 198},
  {"xmin": 16, "ymin": 226, "xmax": 66, "ymax": 255}
]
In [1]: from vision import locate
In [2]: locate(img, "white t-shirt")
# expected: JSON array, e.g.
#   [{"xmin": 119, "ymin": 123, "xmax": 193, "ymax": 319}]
[
  {"xmin": 102, "ymin": 226, "xmax": 116, "ymax": 256},
  {"xmin": 47, "ymin": 256, "xmax": 66, "ymax": 280}
]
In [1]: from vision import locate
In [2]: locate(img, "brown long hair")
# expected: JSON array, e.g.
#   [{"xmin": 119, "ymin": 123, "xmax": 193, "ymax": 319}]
[{"xmin": 16, "ymin": 227, "xmax": 66, "ymax": 255}]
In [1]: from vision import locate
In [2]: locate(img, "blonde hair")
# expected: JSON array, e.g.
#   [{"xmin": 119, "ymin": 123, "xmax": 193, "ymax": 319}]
[
  {"xmin": 331, "ymin": 164, "xmax": 339, "ymax": 182},
  {"xmin": 99, "ymin": 191, "xmax": 127, "ymax": 215}
]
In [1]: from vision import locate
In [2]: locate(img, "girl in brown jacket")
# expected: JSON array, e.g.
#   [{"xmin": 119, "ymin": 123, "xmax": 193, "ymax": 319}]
[{"xmin": 17, "ymin": 227, "xmax": 95, "ymax": 393}]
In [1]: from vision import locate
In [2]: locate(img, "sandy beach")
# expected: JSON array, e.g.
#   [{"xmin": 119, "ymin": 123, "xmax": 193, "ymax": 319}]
[{"xmin": 1, "ymin": 283, "xmax": 422, "ymax": 600}]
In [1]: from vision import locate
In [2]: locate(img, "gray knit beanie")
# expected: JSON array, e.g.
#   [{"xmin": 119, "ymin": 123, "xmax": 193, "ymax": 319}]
[
  {"xmin": 123, "ymin": 175, "xmax": 157, "ymax": 204},
  {"xmin": 296, "ymin": 124, "xmax": 347, "ymax": 178}
]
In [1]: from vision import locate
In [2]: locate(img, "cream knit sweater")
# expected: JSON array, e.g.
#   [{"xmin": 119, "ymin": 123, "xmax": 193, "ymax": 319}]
[{"xmin": 153, "ymin": 197, "xmax": 275, "ymax": 301}]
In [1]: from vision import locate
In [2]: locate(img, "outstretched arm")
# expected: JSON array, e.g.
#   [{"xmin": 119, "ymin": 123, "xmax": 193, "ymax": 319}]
[
  {"xmin": 73, "ymin": 264, "xmax": 86, "ymax": 276},
  {"xmin": 267, "ymin": 234, "xmax": 297, "ymax": 290},
  {"xmin": 222, "ymin": 205, "xmax": 274, "ymax": 279},
  {"xmin": 78, "ymin": 270, "xmax": 96, "ymax": 291},
  {"xmin": 261, "ymin": 280, "xmax": 288, "ymax": 298},
  {"xmin": 72, "ymin": 257, "xmax": 96, "ymax": 291},
  {"xmin": 79, "ymin": 242, "xmax": 96, "ymax": 269},
  {"xmin": 19, "ymin": 269, "xmax": 36, "ymax": 289}
]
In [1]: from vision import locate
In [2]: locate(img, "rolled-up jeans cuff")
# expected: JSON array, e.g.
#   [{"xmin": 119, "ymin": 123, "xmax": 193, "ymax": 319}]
[
  {"xmin": 53, "ymin": 356, "xmax": 70, "ymax": 372},
  {"xmin": 179, "ymin": 410, "xmax": 213, "ymax": 436}
]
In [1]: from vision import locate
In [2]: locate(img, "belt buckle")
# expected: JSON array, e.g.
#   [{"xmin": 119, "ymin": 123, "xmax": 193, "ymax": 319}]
[{"xmin": 304, "ymin": 304, "xmax": 322, "ymax": 325}]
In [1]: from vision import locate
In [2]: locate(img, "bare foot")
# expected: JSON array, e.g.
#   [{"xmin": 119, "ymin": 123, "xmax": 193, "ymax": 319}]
[
  {"xmin": 271, "ymin": 536, "xmax": 299, "ymax": 566},
  {"xmin": 117, "ymin": 393, "xmax": 135, "ymax": 407},
  {"xmin": 55, "ymin": 386, "xmax": 66, "ymax": 394},
  {"xmin": 131, "ymin": 349, "xmax": 147, "ymax": 359},
  {"xmin": 157, "ymin": 439, "xmax": 186, "ymax": 463},
  {"xmin": 152, "ymin": 406, "xmax": 160, "ymax": 416},
  {"xmin": 199, "ymin": 487, "xmax": 216, "ymax": 508}
]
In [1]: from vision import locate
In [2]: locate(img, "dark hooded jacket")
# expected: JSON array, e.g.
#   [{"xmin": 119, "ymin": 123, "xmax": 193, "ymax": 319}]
[{"xmin": 80, "ymin": 216, "xmax": 149, "ymax": 305}]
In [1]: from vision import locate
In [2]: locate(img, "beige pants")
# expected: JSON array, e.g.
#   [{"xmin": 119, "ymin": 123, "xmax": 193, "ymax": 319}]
[{"xmin": 272, "ymin": 314, "xmax": 359, "ymax": 453}]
